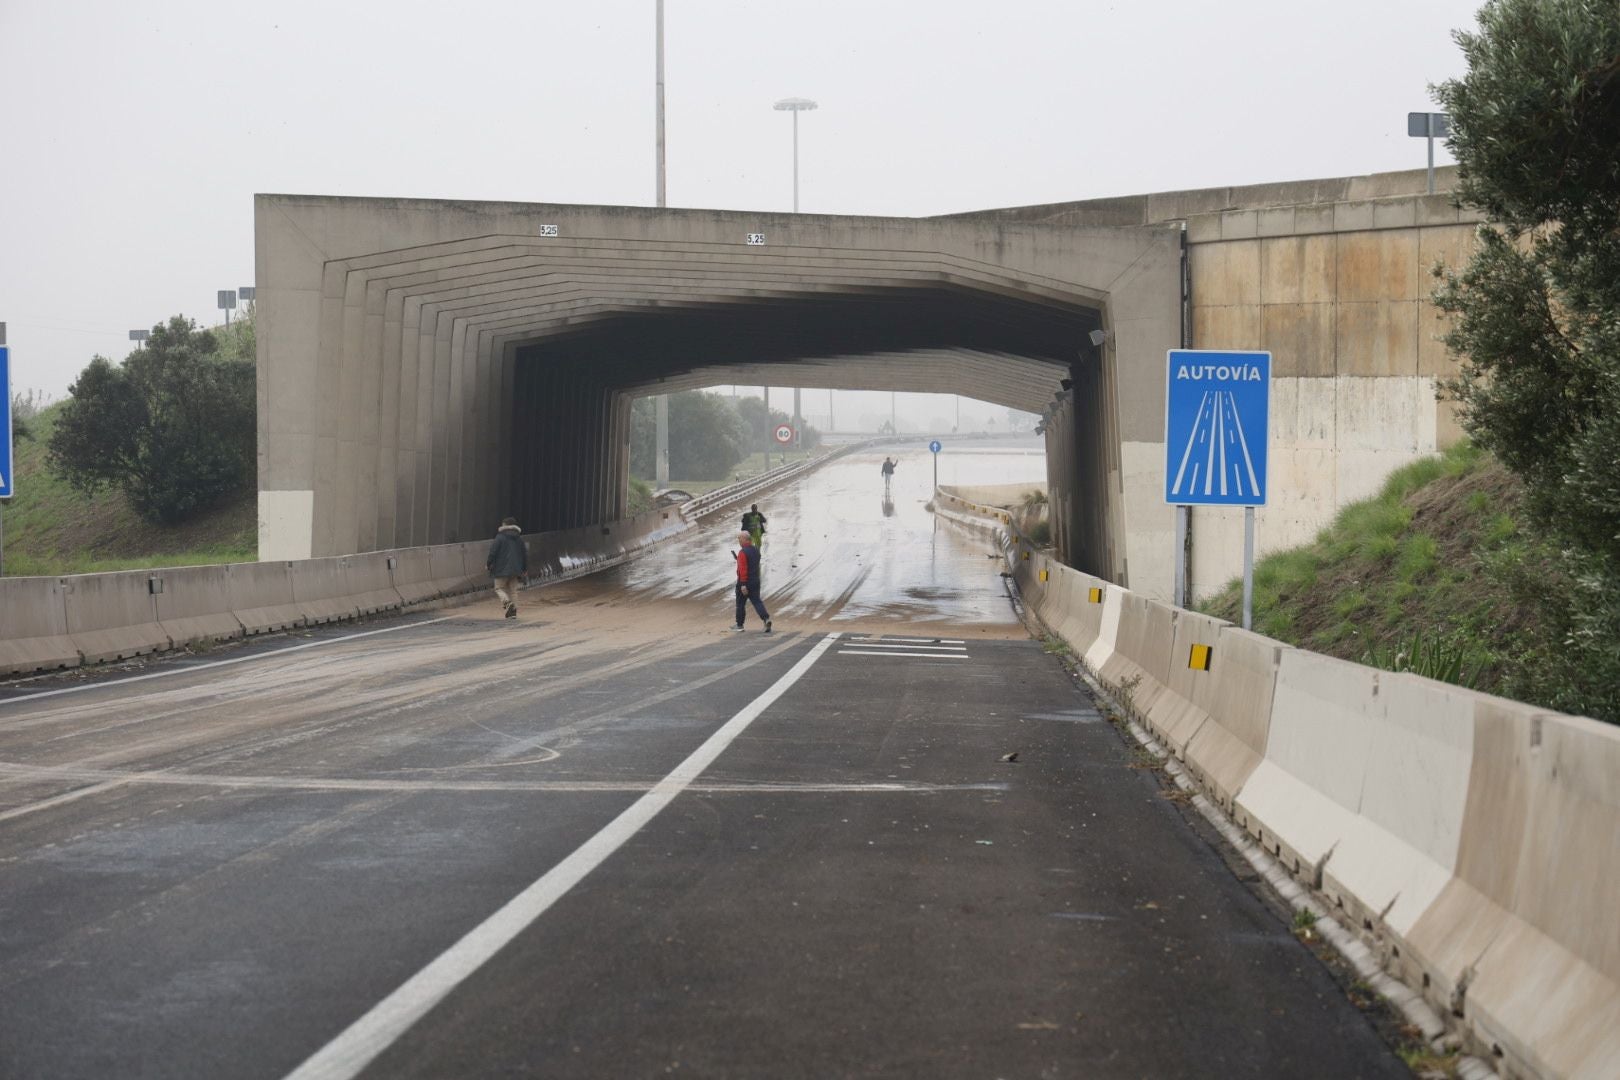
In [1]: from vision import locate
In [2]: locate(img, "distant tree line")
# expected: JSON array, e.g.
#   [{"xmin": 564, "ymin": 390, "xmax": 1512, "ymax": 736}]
[{"xmin": 631, "ymin": 390, "xmax": 822, "ymax": 482}]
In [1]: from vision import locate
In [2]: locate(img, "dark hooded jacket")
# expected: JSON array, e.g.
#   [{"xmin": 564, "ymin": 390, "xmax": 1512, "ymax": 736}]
[{"xmin": 487, "ymin": 524, "xmax": 528, "ymax": 578}]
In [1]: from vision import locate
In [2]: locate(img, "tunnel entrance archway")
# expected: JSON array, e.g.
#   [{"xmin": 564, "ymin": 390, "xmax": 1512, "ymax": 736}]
[{"xmin": 255, "ymin": 195, "xmax": 1181, "ymax": 594}]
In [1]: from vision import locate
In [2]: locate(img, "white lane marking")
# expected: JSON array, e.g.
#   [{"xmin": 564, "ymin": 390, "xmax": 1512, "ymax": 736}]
[
  {"xmin": 847, "ymin": 637, "xmax": 966, "ymax": 645},
  {"xmin": 838, "ymin": 643, "xmax": 966, "ymax": 652},
  {"xmin": 282, "ymin": 632, "xmax": 842, "ymax": 1080},
  {"xmin": 0, "ymin": 779, "xmax": 127, "ymax": 822},
  {"xmin": 836, "ymin": 650, "xmax": 972, "ymax": 659},
  {"xmin": 0, "ymin": 617, "xmax": 460, "ymax": 707},
  {"xmin": 0, "ymin": 761, "xmax": 1004, "ymax": 797},
  {"xmin": 1170, "ymin": 389, "xmax": 1210, "ymax": 496}
]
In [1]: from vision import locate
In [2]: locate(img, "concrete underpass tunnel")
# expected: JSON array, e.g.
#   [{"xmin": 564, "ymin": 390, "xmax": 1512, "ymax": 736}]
[
  {"xmin": 255, "ymin": 195, "xmax": 1182, "ymax": 593},
  {"xmin": 507, "ymin": 286, "xmax": 1118, "ymax": 578}
]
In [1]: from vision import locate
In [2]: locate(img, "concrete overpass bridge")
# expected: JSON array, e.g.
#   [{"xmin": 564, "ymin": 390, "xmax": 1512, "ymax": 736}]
[{"xmin": 257, "ymin": 166, "xmax": 1479, "ymax": 600}]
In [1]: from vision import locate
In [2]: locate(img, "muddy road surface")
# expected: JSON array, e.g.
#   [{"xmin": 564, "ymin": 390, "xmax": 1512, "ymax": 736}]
[{"xmin": 0, "ymin": 442, "xmax": 1405, "ymax": 1079}]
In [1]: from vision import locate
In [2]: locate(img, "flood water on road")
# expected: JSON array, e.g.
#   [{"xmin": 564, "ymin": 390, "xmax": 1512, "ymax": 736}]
[{"xmin": 587, "ymin": 438, "xmax": 1046, "ymax": 628}]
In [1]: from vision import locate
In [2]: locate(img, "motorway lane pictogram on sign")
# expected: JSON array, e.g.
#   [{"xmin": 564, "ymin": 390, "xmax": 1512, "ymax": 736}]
[
  {"xmin": 773, "ymin": 423, "xmax": 796, "ymax": 445},
  {"xmin": 1164, "ymin": 349, "xmax": 1270, "ymax": 506}
]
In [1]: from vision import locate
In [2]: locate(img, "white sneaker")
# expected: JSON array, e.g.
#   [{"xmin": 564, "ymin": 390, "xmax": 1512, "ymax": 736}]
[{"xmin": 730, "ymin": 624, "xmax": 745, "ymax": 633}]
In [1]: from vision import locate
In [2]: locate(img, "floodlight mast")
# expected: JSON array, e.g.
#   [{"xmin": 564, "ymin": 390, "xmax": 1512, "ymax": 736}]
[{"xmin": 773, "ymin": 97, "xmax": 818, "ymax": 212}]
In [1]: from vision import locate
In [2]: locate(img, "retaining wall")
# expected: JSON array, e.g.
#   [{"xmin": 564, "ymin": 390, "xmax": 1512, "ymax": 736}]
[{"xmin": 937, "ymin": 489, "xmax": 1620, "ymax": 1080}]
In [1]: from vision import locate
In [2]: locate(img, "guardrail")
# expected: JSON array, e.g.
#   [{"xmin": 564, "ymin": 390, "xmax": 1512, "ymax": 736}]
[
  {"xmin": 679, "ymin": 438, "xmax": 887, "ymax": 522},
  {"xmin": 933, "ymin": 485, "xmax": 1620, "ymax": 1080}
]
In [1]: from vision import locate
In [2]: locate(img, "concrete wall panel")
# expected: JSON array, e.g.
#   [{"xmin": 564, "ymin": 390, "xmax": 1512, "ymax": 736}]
[
  {"xmin": 1335, "ymin": 300, "xmax": 1420, "ymax": 376},
  {"xmin": 1261, "ymin": 303, "xmax": 1335, "ymax": 377},
  {"xmin": 1258, "ymin": 234, "xmax": 1335, "ymax": 304}
]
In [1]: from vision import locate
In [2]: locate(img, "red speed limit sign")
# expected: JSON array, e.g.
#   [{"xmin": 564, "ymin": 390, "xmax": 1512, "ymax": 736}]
[{"xmin": 773, "ymin": 423, "xmax": 796, "ymax": 444}]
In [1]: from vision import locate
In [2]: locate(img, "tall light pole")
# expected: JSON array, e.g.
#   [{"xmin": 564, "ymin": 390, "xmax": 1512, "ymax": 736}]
[
  {"xmin": 656, "ymin": 0, "xmax": 667, "ymax": 209},
  {"xmin": 653, "ymin": 0, "xmax": 670, "ymax": 486},
  {"xmin": 772, "ymin": 97, "xmax": 817, "ymax": 212}
]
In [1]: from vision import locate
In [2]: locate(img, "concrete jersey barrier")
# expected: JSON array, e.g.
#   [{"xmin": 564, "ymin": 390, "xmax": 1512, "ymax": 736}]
[
  {"xmin": 61, "ymin": 570, "xmax": 171, "ymax": 664},
  {"xmin": 228, "ymin": 561, "xmax": 303, "ymax": 634},
  {"xmin": 934, "ymin": 485, "xmax": 1620, "ymax": 1079},
  {"xmin": 389, "ymin": 548, "xmax": 442, "ymax": 606},
  {"xmin": 0, "ymin": 577, "xmax": 79, "ymax": 676},
  {"xmin": 152, "ymin": 565, "xmax": 245, "ymax": 645},
  {"xmin": 0, "ymin": 506, "xmax": 702, "ymax": 681}
]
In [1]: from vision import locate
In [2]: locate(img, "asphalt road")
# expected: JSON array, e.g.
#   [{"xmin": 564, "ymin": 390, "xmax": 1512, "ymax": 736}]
[{"xmin": 0, "ymin": 447, "xmax": 1407, "ymax": 1079}]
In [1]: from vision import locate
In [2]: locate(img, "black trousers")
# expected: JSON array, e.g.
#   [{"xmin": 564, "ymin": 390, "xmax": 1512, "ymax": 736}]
[{"xmin": 735, "ymin": 581, "xmax": 770, "ymax": 626}]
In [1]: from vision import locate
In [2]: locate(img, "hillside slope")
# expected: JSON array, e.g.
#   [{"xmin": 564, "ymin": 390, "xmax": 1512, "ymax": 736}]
[
  {"xmin": 1, "ymin": 402, "xmax": 255, "ymax": 576},
  {"xmin": 1199, "ymin": 442, "xmax": 1538, "ymax": 700}
]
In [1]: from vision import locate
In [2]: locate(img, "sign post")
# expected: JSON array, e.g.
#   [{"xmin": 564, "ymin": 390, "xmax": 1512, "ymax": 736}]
[
  {"xmin": 929, "ymin": 439, "xmax": 942, "ymax": 494},
  {"xmin": 1407, "ymin": 111, "xmax": 1451, "ymax": 195},
  {"xmin": 0, "ymin": 332, "xmax": 12, "ymax": 577},
  {"xmin": 1164, "ymin": 349, "xmax": 1271, "ymax": 627}
]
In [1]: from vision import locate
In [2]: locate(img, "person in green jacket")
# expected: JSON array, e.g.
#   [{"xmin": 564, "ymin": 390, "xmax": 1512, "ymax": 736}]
[{"xmin": 740, "ymin": 504, "xmax": 767, "ymax": 549}]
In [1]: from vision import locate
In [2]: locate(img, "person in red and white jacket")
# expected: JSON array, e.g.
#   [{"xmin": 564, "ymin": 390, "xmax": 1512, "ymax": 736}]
[{"xmin": 731, "ymin": 531, "xmax": 772, "ymax": 633}]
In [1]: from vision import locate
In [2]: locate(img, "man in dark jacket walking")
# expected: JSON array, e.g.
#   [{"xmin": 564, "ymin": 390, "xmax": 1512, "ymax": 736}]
[
  {"xmin": 732, "ymin": 531, "xmax": 771, "ymax": 633},
  {"xmin": 487, "ymin": 517, "xmax": 527, "ymax": 619}
]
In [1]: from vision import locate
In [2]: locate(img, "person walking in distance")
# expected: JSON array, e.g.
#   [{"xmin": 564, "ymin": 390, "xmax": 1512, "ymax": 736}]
[
  {"xmin": 740, "ymin": 503, "xmax": 767, "ymax": 549},
  {"xmin": 880, "ymin": 456, "xmax": 897, "ymax": 495},
  {"xmin": 732, "ymin": 531, "xmax": 772, "ymax": 634},
  {"xmin": 487, "ymin": 516, "xmax": 527, "ymax": 619}
]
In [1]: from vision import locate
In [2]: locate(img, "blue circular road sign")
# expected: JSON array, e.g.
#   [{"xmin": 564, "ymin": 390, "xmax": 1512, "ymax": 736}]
[{"xmin": 929, "ymin": 440, "xmax": 942, "ymax": 453}]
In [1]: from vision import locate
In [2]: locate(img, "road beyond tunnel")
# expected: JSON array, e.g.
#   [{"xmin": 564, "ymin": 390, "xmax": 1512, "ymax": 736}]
[{"xmin": 0, "ymin": 447, "xmax": 1405, "ymax": 1079}]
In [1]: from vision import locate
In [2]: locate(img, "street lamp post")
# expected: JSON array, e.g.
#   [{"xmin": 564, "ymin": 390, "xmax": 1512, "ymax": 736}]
[
  {"xmin": 653, "ymin": 0, "xmax": 669, "ymax": 485},
  {"xmin": 772, "ymin": 97, "xmax": 817, "ymax": 212}
]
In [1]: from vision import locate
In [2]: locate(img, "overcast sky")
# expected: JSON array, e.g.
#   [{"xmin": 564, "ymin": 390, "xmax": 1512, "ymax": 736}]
[{"xmin": 1, "ymin": 0, "xmax": 1478, "ymax": 401}]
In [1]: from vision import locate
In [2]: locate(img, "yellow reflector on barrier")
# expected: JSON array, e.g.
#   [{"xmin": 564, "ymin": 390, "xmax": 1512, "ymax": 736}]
[
  {"xmin": 1039, "ymin": 569, "xmax": 1049, "ymax": 582},
  {"xmin": 1189, "ymin": 643, "xmax": 1212, "ymax": 671},
  {"xmin": 1021, "ymin": 550, "xmax": 1030, "ymax": 560},
  {"xmin": 1087, "ymin": 587, "xmax": 1103, "ymax": 603}
]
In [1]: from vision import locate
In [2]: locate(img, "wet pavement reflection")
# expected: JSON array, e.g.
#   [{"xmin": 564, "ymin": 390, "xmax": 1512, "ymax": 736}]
[{"xmin": 578, "ymin": 438, "xmax": 1046, "ymax": 628}]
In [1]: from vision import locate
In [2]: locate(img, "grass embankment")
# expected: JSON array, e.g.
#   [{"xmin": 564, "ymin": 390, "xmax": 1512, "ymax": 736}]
[
  {"xmin": 1, "ymin": 403, "xmax": 256, "ymax": 577},
  {"xmin": 1200, "ymin": 441, "xmax": 1535, "ymax": 696}
]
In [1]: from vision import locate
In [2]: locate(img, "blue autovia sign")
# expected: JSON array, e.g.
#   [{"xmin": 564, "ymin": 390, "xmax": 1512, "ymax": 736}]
[
  {"xmin": 1164, "ymin": 349, "xmax": 1270, "ymax": 506},
  {"xmin": 0, "ymin": 346, "xmax": 11, "ymax": 498}
]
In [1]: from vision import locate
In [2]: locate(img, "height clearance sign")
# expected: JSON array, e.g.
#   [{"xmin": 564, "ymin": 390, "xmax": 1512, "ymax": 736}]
[{"xmin": 1164, "ymin": 349, "xmax": 1270, "ymax": 506}]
